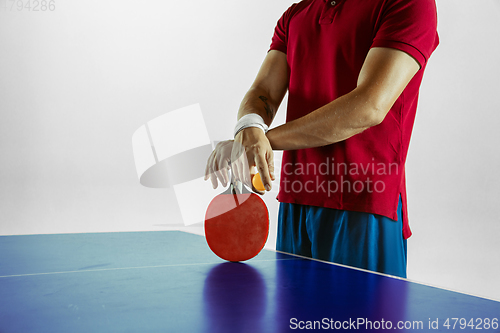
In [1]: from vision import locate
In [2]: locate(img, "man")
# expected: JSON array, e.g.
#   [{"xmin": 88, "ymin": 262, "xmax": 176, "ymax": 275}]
[{"xmin": 205, "ymin": 0, "xmax": 439, "ymax": 278}]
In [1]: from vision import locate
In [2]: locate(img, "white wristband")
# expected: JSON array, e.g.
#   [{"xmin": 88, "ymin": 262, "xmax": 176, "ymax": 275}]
[{"xmin": 234, "ymin": 114, "xmax": 269, "ymax": 138}]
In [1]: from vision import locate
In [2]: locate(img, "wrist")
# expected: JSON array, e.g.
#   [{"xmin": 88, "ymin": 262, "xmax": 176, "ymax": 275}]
[
  {"xmin": 265, "ymin": 128, "xmax": 278, "ymax": 150},
  {"xmin": 235, "ymin": 126, "xmax": 267, "ymax": 142},
  {"xmin": 234, "ymin": 113, "xmax": 269, "ymax": 138}
]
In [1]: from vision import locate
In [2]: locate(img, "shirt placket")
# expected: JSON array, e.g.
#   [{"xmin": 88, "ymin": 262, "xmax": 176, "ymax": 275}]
[{"xmin": 319, "ymin": 0, "xmax": 342, "ymax": 25}]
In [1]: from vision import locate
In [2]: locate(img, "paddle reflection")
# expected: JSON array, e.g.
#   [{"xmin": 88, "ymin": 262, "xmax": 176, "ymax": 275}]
[{"xmin": 203, "ymin": 262, "xmax": 267, "ymax": 333}]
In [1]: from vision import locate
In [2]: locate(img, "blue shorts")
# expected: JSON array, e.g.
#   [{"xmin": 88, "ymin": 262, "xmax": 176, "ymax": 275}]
[{"xmin": 276, "ymin": 197, "xmax": 407, "ymax": 278}]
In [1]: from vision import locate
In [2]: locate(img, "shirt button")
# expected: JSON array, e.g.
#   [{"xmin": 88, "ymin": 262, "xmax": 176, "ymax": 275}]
[{"xmin": 330, "ymin": 1, "xmax": 336, "ymax": 5}]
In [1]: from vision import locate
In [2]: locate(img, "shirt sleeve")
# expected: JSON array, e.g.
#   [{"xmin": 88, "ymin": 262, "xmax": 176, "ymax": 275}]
[
  {"xmin": 371, "ymin": 0, "xmax": 439, "ymax": 68},
  {"xmin": 269, "ymin": 3, "xmax": 299, "ymax": 54}
]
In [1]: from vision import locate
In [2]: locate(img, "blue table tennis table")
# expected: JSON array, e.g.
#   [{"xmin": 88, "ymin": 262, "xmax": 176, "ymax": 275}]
[{"xmin": 1, "ymin": 231, "xmax": 499, "ymax": 332}]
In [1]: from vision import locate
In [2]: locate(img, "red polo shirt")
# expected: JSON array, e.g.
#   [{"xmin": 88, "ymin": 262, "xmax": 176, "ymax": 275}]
[{"xmin": 270, "ymin": 0, "xmax": 439, "ymax": 239}]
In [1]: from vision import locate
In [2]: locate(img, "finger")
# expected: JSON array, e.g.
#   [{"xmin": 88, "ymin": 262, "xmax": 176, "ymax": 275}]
[
  {"xmin": 209, "ymin": 165, "xmax": 219, "ymax": 189},
  {"xmin": 205, "ymin": 152, "xmax": 219, "ymax": 188},
  {"xmin": 267, "ymin": 150, "xmax": 276, "ymax": 181},
  {"xmin": 232, "ymin": 137, "xmax": 253, "ymax": 188},
  {"xmin": 237, "ymin": 159, "xmax": 248, "ymax": 185},
  {"xmin": 214, "ymin": 157, "xmax": 228, "ymax": 187},
  {"xmin": 232, "ymin": 162, "xmax": 241, "ymax": 185},
  {"xmin": 239, "ymin": 152, "xmax": 252, "ymax": 188},
  {"xmin": 210, "ymin": 154, "xmax": 222, "ymax": 189},
  {"xmin": 220, "ymin": 159, "xmax": 230, "ymax": 185},
  {"xmin": 254, "ymin": 152, "xmax": 272, "ymax": 191},
  {"xmin": 230, "ymin": 142, "xmax": 245, "ymax": 184},
  {"xmin": 250, "ymin": 165, "xmax": 257, "ymax": 179},
  {"xmin": 204, "ymin": 151, "xmax": 214, "ymax": 181},
  {"xmin": 204, "ymin": 163, "xmax": 209, "ymax": 181}
]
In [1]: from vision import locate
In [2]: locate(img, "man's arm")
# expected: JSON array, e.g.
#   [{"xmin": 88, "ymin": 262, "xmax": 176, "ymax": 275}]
[
  {"xmin": 266, "ymin": 47, "xmax": 420, "ymax": 150},
  {"xmin": 231, "ymin": 50, "xmax": 288, "ymax": 190},
  {"xmin": 237, "ymin": 50, "xmax": 289, "ymax": 125}
]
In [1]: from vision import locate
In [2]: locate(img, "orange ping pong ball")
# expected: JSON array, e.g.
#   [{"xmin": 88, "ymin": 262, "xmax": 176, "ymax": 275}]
[{"xmin": 252, "ymin": 173, "xmax": 266, "ymax": 192}]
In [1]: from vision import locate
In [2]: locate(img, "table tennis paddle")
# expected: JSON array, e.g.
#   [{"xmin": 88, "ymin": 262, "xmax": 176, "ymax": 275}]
[{"xmin": 204, "ymin": 174, "xmax": 269, "ymax": 262}]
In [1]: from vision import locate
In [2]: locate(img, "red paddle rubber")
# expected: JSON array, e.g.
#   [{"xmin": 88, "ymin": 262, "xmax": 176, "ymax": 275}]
[{"xmin": 205, "ymin": 191, "xmax": 269, "ymax": 262}]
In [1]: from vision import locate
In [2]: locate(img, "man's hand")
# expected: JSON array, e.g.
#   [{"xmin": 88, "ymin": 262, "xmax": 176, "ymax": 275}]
[
  {"xmin": 205, "ymin": 50, "xmax": 286, "ymax": 193},
  {"xmin": 204, "ymin": 137, "xmax": 273, "ymax": 194},
  {"xmin": 232, "ymin": 127, "xmax": 275, "ymax": 194},
  {"xmin": 204, "ymin": 140, "xmax": 233, "ymax": 189}
]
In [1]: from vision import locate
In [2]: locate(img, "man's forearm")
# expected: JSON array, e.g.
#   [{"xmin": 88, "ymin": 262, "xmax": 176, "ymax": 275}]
[
  {"xmin": 237, "ymin": 87, "xmax": 279, "ymax": 126},
  {"xmin": 265, "ymin": 47, "xmax": 420, "ymax": 151},
  {"xmin": 235, "ymin": 50, "xmax": 288, "ymax": 128},
  {"xmin": 266, "ymin": 87, "xmax": 383, "ymax": 150}
]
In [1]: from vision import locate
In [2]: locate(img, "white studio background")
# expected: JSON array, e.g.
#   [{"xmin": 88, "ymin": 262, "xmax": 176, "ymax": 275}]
[
  {"xmin": 405, "ymin": 1, "xmax": 500, "ymax": 301},
  {"xmin": 0, "ymin": 0, "xmax": 499, "ymax": 301}
]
